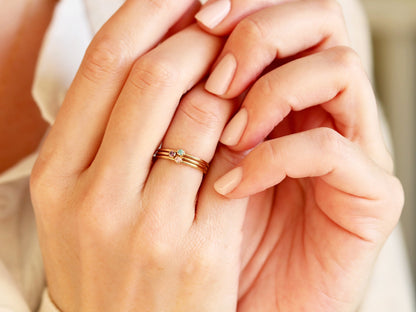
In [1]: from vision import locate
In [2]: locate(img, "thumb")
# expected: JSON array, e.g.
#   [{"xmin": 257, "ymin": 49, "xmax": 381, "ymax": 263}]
[{"xmin": 195, "ymin": 0, "xmax": 284, "ymax": 35}]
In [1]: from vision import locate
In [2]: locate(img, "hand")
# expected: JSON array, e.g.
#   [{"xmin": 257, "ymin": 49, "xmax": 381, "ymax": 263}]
[
  {"xmin": 30, "ymin": 1, "xmax": 249, "ymax": 311},
  {"xmin": 196, "ymin": 0, "xmax": 404, "ymax": 311}
]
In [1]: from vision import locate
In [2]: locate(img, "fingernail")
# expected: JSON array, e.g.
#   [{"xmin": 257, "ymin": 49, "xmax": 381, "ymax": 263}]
[
  {"xmin": 214, "ymin": 167, "xmax": 243, "ymax": 195},
  {"xmin": 195, "ymin": 0, "xmax": 231, "ymax": 29},
  {"xmin": 205, "ymin": 53, "xmax": 237, "ymax": 95},
  {"xmin": 220, "ymin": 108, "xmax": 248, "ymax": 146}
]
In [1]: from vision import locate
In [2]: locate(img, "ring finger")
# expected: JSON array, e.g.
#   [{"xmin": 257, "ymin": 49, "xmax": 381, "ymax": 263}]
[{"xmin": 144, "ymin": 83, "xmax": 236, "ymax": 227}]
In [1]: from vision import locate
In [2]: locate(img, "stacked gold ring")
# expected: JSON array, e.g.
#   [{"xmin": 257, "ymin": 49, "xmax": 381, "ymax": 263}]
[{"xmin": 154, "ymin": 148, "xmax": 209, "ymax": 174}]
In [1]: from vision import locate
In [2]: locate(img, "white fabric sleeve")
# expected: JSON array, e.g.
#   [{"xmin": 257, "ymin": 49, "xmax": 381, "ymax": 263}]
[
  {"xmin": 38, "ymin": 290, "xmax": 60, "ymax": 312},
  {"xmin": 0, "ymin": 261, "xmax": 31, "ymax": 312},
  {"xmin": 0, "ymin": 177, "xmax": 46, "ymax": 311}
]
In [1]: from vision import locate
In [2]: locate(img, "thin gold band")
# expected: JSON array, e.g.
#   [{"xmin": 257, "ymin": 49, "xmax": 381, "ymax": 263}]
[{"xmin": 154, "ymin": 148, "xmax": 209, "ymax": 174}]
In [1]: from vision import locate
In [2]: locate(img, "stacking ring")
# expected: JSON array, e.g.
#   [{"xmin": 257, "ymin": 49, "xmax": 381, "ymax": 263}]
[{"xmin": 154, "ymin": 148, "xmax": 209, "ymax": 174}]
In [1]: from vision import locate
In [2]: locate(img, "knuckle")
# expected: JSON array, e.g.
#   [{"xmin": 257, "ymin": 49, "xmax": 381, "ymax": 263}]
[
  {"xmin": 236, "ymin": 17, "xmax": 268, "ymax": 43},
  {"xmin": 29, "ymin": 160, "xmax": 47, "ymax": 196},
  {"xmin": 129, "ymin": 55, "xmax": 178, "ymax": 92},
  {"xmin": 254, "ymin": 74, "xmax": 293, "ymax": 117},
  {"xmin": 256, "ymin": 74, "xmax": 275, "ymax": 98},
  {"xmin": 314, "ymin": 127, "xmax": 346, "ymax": 156},
  {"xmin": 329, "ymin": 46, "xmax": 362, "ymax": 73},
  {"xmin": 178, "ymin": 92, "xmax": 222, "ymax": 132},
  {"xmin": 260, "ymin": 140, "xmax": 282, "ymax": 166},
  {"xmin": 314, "ymin": 0, "xmax": 343, "ymax": 16},
  {"xmin": 30, "ymin": 159, "xmax": 64, "ymax": 211},
  {"xmin": 145, "ymin": 0, "xmax": 169, "ymax": 10},
  {"xmin": 148, "ymin": 240, "xmax": 173, "ymax": 263},
  {"xmin": 183, "ymin": 246, "xmax": 217, "ymax": 278},
  {"xmin": 137, "ymin": 231, "xmax": 175, "ymax": 267},
  {"xmin": 81, "ymin": 37, "xmax": 129, "ymax": 83}
]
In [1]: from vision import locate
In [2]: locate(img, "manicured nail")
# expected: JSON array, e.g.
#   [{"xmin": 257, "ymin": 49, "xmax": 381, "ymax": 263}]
[
  {"xmin": 220, "ymin": 108, "xmax": 248, "ymax": 146},
  {"xmin": 214, "ymin": 167, "xmax": 243, "ymax": 195},
  {"xmin": 205, "ymin": 53, "xmax": 237, "ymax": 95},
  {"xmin": 195, "ymin": 0, "xmax": 231, "ymax": 29}
]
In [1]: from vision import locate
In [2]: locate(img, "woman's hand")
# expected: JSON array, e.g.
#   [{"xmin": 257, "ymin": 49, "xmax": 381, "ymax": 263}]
[
  {"xmin": 30, "ymin": 1, "xmax": 249, "ymax": 311},
  {"xmin": 196, "ymin": 0, "xmax": 404, "ymax": 311}
]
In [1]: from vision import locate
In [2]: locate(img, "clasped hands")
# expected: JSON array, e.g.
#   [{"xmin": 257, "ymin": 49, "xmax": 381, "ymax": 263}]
[{"xmin": 30, "ymin": 0, "xmax": 404, "ymax": 311}]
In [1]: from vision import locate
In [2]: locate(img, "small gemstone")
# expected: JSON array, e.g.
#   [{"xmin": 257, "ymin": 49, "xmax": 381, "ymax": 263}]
[
  {"xmin": 177, "ymin": 149, "xmax": 185, "ymax": 156},
  {"xmin": 174, "ymin": 156, "xmax": 182, "ymax": 163},
  {"xmin": 169, "ymin": 151, "xmax": 176, "ymax": 157}
]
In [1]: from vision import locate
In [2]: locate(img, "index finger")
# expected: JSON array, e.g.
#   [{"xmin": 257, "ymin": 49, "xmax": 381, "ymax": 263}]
[{"xmin": 36, "ymin": 0, "xmax": 198, "ymax": 179}]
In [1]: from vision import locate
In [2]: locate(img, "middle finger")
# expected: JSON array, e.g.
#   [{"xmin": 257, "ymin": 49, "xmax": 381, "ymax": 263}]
[{"xmin": 89, "ymin": 26, "xmax": 223, "ymax": 192}]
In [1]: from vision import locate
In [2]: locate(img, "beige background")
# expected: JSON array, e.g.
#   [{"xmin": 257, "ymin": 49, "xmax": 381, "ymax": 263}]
[{"xmin": 361, "ymin": 0, "xmax": 416, "ymax": 298}]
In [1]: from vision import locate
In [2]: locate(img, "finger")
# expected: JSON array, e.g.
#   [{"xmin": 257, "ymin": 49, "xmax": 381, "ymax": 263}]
[
  {"xmin": 195, "ymin": 0, "xmax": 286, "ymax": 35},
  {"xmin": 37, "ymin": 0, "xmax": 197, "ymax": 179},
  {"xmin": 185, "ymin": 147, "xmax": 250, "ymax": 308},
  {"xmin": 144, "ymin": 84, "xmax": 236, "ymax": 227},
  {"xmin": 203, "ymin": 0, "xmax": 349, "ymax": 97},
  {"xmin": 219, "ymin": 47, "xmax": 389, "ymax": 167},
  {"xmin": 214, "ymin": 128, "xmax": 404, "ymax": 241},
  {"xmin": 90, "ymin": 26, "xmax": 223, "ymax": 190},
  {"xmin": 194, "ymin": 146, "xmax": 249, "ymax": 244}
]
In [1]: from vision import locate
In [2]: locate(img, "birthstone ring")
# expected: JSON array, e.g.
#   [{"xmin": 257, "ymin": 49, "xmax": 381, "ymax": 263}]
[{"xmin": 154, "ymin": 148, "xmax": 210, "ymax": 174}]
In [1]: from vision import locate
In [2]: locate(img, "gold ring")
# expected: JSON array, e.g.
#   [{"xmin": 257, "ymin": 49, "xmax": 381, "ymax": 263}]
[{"xmin": 154, "ymin": 148, "xmax": 209, "ymax": 174}]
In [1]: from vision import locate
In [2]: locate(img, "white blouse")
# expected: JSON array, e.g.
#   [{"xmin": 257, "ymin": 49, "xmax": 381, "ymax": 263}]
[{"xmin": 0, "ymin": 0, "xmax": 414, "ymax": 311}]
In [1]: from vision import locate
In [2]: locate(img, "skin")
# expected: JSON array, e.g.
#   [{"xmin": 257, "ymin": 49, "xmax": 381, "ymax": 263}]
[
  {"xmin": 1, "ymin": 0, "xmax": 404, "ymax": 311},
  {"xmin": 31, "ymin": 1, "xmax": 248, "ymax": 311},
  {"xmin": 198, "ymin": 0, "xmax": 404, "ymax": 311},
  {"xmin": 0, "ymin": 0, "xmax": 54, "ymax": 174}
]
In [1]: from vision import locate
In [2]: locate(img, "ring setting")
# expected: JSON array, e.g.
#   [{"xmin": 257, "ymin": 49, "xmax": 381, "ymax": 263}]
[
  {"xmin": 154, "ymin": 148, "xmax": 209, "ymax": 174},
  {"xmin": 168, "ymin": 149, "xmax": 185, "ymax": 163}
]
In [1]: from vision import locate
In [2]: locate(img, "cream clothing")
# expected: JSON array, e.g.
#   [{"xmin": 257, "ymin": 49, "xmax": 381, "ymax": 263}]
[{"xmin": 0, "ymin": 0, "xmax": 414, "ymax": 311}]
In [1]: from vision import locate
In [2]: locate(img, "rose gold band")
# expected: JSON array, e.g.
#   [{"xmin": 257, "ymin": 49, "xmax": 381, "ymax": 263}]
[{"xmin": 154, "ymin": 148, "xmax": 209, "ymax": 174}]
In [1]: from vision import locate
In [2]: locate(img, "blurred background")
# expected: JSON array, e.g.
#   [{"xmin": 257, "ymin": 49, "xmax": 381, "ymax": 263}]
[{"xmin": 361, "ymin": 0, "xmax": 416, "ymax": 299}]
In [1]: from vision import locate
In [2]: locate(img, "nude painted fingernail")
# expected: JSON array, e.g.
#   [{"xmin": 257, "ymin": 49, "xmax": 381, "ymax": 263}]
[
  {"xmin": 195, "ymin": 0, "xmax": 231, "ymax": 29},
  {"xmin": 220, "ymin": 108, "xmax": 248, "ymax": 146},
  {"xmin": 214, "ymin": 167, "xmax": 243, "ymax": 195},
  {"xmin": 205, "ymin": 53, "xmax": 237, "ymax": 95}
]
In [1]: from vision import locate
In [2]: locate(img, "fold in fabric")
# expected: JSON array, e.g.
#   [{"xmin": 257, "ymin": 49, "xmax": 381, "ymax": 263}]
[{"xmin": 32, "ymin": 0, "xmax": 124, "ymax": 126}]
